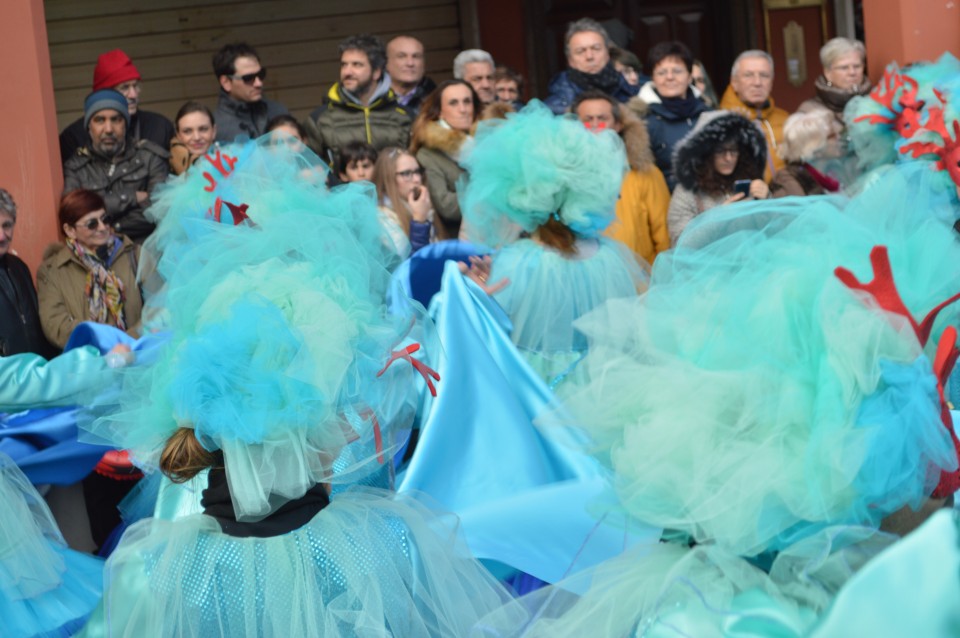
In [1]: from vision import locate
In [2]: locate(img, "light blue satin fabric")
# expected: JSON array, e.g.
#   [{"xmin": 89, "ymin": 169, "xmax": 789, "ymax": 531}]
[
  {"xmin": 65, "ymin": 321, "xmax": 169, "ymax": 365},
  {"xmin": 0, "ymin": 347, "xmax": 106, "ymax": 412},
  {"xmin": 398, "ymin": 262, "xmax": 661, "ymax": 585},
  {"xmin": 0, "ymin": 323, "xmax": 171, "ymax": 485}
]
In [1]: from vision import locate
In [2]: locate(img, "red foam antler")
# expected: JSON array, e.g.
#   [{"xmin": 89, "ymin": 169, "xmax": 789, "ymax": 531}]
[
  {"xmin": 356, "ymin": 408, "xmax": 385, "ymax": 464},
  {"xmin": 931, "ymin": 326, "xmax": 960, "ymax": 497},
  {"xmin": 834, "ymin": 245, "xmax": 960, "ymax": 346},
  {"xmin": 854, "ymin": 70, "xmax": 928, "ymax": 139},
  {"xmin": 900, "ymin": 90, "xmax": 960, "ymax": 187},
  {"xmin": 207, "ymin": 197, "xmax": 252, "ymax": 226},
  {"xmin": 863, "ymin": 67, "xmax": 907, "ymax": 114},
  {"xmin": 836, "ymin": 246, "xmax": 960, "ymax": 498},
  {"xmin": 834, "ymin": 246, "xmax": 922, "ymax": 341},
  {"xmin": 377, "ymin": 343, "xmax": 441, "ymax": 397}
]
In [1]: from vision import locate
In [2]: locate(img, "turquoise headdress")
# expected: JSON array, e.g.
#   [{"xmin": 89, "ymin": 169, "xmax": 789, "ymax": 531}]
[
  {"xmin": 458, "ymin": 100, "xmax": 628, "ymax": 248},
  {"xmin": 85, "ymin": 137, "xmax": 431, "ymax": 521},
  {"xmin": 846, "ymin": 52, "xmax": 960, "ymax": 182}
]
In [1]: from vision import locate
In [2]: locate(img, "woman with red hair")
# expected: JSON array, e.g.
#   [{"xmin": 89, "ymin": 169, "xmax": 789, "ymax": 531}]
[{"xmin": 37, "ymin": 189, "xmax": 142, "ymax": 349}]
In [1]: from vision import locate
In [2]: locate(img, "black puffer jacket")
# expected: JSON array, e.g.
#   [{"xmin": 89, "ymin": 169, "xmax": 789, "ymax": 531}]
[{"xmin": 672, "ymin": 112, "xmax": 767, "ymax": 192}]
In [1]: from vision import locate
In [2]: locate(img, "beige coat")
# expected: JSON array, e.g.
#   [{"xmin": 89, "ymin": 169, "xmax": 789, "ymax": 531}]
[
  {"xmin": 412, "ymin": 121, "xmax": 468, "ymax": 239},
  {"xmin": 37, "ymin": 237, "xmax": 143, "ymax": 348}
]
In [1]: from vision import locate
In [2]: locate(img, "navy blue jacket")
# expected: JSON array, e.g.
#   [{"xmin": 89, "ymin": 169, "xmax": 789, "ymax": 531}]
[
  {"xmin": 642, "ymin": 97, "xmax": 711, "ymax": 191},
  {"xmin": 543, "ymin": 70, "xmax": 643, "ymax": 115}
]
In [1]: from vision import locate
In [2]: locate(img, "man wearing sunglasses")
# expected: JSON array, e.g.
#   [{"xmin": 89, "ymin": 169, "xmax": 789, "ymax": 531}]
[
  {"xmin": 213, "ymin": 42, "xmax": 289, "ymax": 144},
  {"xmin": 62, "ymin": 90, "xmax": 169, "ymax": 244},
  {"xmin": 59, "ymin": 49, "xmax": 176, "ymax": 166}
]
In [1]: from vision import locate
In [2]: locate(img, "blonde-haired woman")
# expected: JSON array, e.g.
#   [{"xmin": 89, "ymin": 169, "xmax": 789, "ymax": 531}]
[
  {"xmin": 798, "ymin": 37, "xmax": 871, "ymax": 132},
  {"xmin": 373, "ymin": 147, "xmax": 436, "ymax": 260},
  {"xmin": 771, "ymin": 110, "xmax": 844, "ymax": 197}
]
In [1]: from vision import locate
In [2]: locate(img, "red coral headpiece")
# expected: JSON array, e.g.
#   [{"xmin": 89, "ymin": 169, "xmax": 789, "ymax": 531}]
[
  {"xmin": 835, "ymin": 246, "xmax": 960, "ymax": 497},
  {"xmin": 854, "ymin": 67, "xmax": 928, "ymax": 140}
]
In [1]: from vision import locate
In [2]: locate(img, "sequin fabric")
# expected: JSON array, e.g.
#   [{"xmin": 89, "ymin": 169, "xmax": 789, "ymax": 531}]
[{"xmin": 136, "ymin": 505, "xmax": 412, "ymax": 635}]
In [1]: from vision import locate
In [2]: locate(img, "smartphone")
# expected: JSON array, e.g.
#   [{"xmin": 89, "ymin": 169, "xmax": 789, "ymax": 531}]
[{"xmin": 733, "ymin": 180, "xmax": 752, "ymax": 196}]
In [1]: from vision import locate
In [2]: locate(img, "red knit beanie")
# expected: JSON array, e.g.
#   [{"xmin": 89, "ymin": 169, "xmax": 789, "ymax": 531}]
[{"xmin": 92, "ymin": 49, "xmax": 141, "ymax": 90}]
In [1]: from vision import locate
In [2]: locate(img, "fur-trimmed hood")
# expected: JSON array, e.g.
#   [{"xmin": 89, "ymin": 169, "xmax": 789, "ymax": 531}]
[
  {"xmin": 618, "ymin": 106, "xmax": 655, "ymax": 172},
  {"xmin": 411, "ymin": 103, "xmax": 513, "ymax": 160},
  {"xmin": 478, "ymin": 102, "xmax": 513, "ymax": 123},
  {"xmin": 672, "ymin": 111, "xmax": 767, "ymax": 191},
  {"xmin": 412, "ymin": 119, "xmax": 469, "ymax": 157}
]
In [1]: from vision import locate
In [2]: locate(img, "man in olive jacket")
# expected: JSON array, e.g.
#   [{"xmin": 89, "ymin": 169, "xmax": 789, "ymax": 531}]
[
  {"xmin": 63, "ymin": 90, "xmax": 168, "ymax": 244},
  {"xmin": 303, "ymin": 34, "xmax": 411, "ymax": 171}
]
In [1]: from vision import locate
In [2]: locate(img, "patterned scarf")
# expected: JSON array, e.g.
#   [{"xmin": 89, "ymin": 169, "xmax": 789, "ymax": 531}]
[{"xmin": 66, "ymin": 237, "xmax": 126, "ymax": 330}]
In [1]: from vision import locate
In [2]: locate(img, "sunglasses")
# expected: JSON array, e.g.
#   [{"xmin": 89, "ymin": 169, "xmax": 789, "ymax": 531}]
[
  {"xmin": 231, "ymin": 68, "xmax": 267, "ymax": 84},
  {"xmin": 79, "ymin": 215, "xmax": 109, "ymax": 231}
]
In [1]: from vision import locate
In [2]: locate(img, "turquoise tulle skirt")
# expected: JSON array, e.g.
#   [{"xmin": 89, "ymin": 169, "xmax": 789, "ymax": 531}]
[
  {"xmin": 0, "ymin": 453, "xmax": 103, "ymax": 637},
  {"xmin": 80, "ymin": 489, "xmax": 511, "ymax": 637},
  {"xmin": 469, "ymin": 161, "xmax": 960, "ymax": 637},
  {"xmin": 490, "ymin": 238, "xmax": 647, "ymax": 387},
  {"xmin": 471, "ymin": 523, "xmax": 898, "ymax": 637},
  {"xmin": 555, "ymin": 162, "xmax": 960, "ymax": 558}
]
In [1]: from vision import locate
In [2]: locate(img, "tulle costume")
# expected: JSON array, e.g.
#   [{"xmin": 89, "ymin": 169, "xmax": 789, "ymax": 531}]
[
  {"xmin": 845, "ymin": 53, "xmax": 960, "ymax": 211},
  {"xmin": 0, "ymin": 344, "xmax": 113, "ymax": 483},
  {"xmin": 469, "ymin": 154, "xmax": 960, "ymax": 636},
  {"xmin": 0, "ymin": 452, "xmax": 103, "ymax": 637},
  {"xmin": 77, "ymin": 138, "xmax": 512, "ymax": 637},
  {"xmin": 458, "ymin": 101, "xmax": 648, "ymax": 387},
  {"xmin": 0, "ymin": 351, "xmax": 108, "ymax": 636},
  {"xmin": 395, "ymin": 103, "xmax": 661, "ymax": 594},
  {"xmin": 398, "ymin": 263, "xmax": 662, "ymax": 591}
]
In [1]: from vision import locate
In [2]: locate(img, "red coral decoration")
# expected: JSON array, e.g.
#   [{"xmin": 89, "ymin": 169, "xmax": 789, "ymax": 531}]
[
  {"xmin": 206, "ymin": 197, "xmax": 252, "ymax": 226},
  {"xmin": 900, "ymin": 93, "xmax": 960, "ymax": 188},
  {"xmin": 854, "ymin": 68, "xmax": 927, "ymax": 139},
  {"xmin": 835, "ymin": 246, "xmax": 960, "ymax": 497}
]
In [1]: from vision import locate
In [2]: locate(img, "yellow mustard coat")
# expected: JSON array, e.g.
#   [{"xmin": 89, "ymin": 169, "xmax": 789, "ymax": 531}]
[{"xmin": 604, "ymin": 108, "xmax": 671, "ymax": 264}]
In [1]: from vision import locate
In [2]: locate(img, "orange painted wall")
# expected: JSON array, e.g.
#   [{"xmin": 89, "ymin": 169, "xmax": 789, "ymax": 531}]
[
  {"xmin": 863, "ymin": 0, "xmax": 960, "ymax": 79},
  {"xmin": 0, "ymin": 0, "xmax": 62, "ymax": 275}
]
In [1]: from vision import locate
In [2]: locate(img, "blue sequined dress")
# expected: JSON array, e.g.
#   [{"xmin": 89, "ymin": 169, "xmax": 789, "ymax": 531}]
[{"xmin": 78, "ymin": 488, "xmax": 510, "ymax": 637}]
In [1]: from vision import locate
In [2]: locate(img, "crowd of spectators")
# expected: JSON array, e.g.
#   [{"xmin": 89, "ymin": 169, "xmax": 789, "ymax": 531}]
[{"xmin": 4, "ymin": 19, "xmax": 873, "ymax": 363}]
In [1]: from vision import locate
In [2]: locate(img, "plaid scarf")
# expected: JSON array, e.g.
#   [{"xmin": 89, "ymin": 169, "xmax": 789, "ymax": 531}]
[{"xmin": 66, "ymin": 237, "xmax": 126, "ymax": 331}]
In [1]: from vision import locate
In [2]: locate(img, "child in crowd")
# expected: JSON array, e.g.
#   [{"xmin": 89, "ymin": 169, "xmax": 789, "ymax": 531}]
[{"xmin": 337, "ymin": 141, "xmax": 378, "ymax": 183}]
